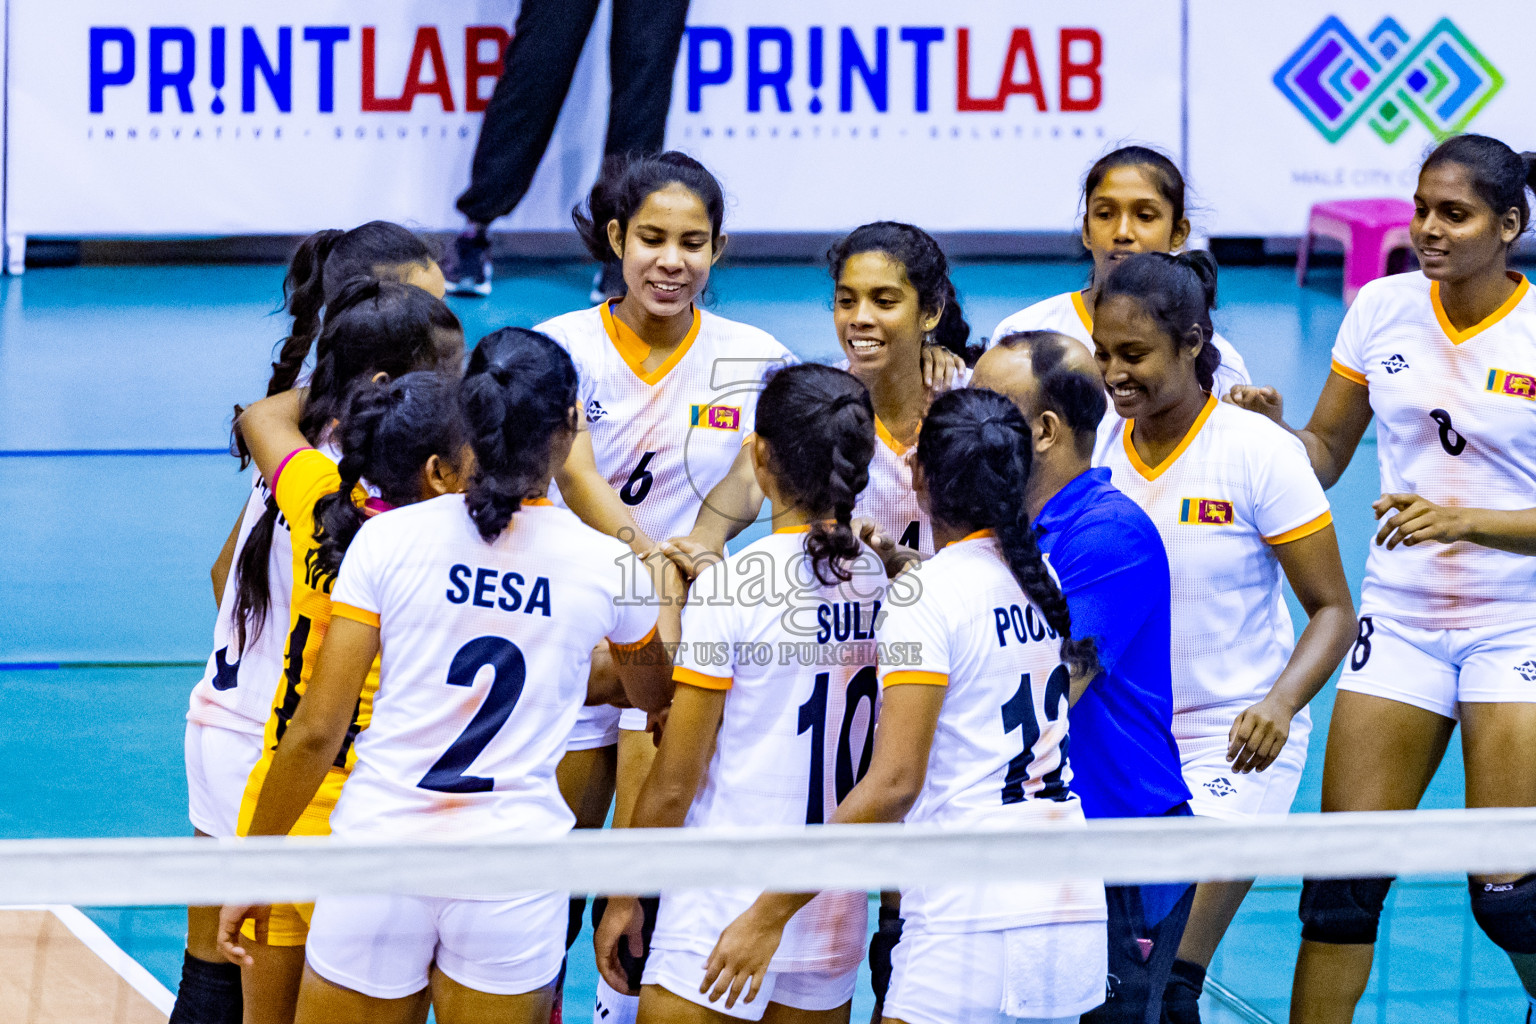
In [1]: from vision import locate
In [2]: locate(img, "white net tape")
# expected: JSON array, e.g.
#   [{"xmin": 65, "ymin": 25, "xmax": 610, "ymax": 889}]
[{"xmin": 3, "ymin": 807, "xmax": 1535, "ymax": 906}]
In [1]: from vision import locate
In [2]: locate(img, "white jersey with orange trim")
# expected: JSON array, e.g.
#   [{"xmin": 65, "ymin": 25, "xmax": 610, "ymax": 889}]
[
  {"xmin": 876, "ymin": 531, "xmax": 1104, "ymax": 933},
  {"xmin": 1330, "ymin": 271, "xmax": 1536, "ymax": 629},
  {"xmin": 1094, "ymin": 396, "xmax": 1332, "ymax": 732},
  {"xmin": 851, "ymin": 369, "xmax": 971, "ymax": 560},
  {"xmin": 324, "ymin": 496, "xmax": 658, "ymax": 846},
  {"xmin": 653, "ymin": 528, "xmax": 888, "ymax": 972},
  {"xmin": 992, "ymin": 290, "xmax": 1251, "ymax": 399},
  {"xmin": 187, "ymin": 472, "xmax": 294, "ymax": 735},
  {"xmin": 537, "ymin": 302, "xmax": 796, "ymax": 545}
]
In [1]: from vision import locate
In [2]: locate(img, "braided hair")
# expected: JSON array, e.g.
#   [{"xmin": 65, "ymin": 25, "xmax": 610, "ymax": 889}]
[
  {"xmin": 459, "ymin": 328, "xmax": 579, "ymax": 541},
  {"xmin": 312, "ymin": 372, "xmax": 465, "ymax": 579},
  {"xmin": 917, "ymin": 388, "xmax": 1099, "ymax": 679},
  {"xmin": 230, "ymin": 278, "xmax": 462, "ymax": 651},
  {"xmin": 754, "ymin": 364, "xmax": 876, "ymax": 585},
  {"xmin": 1096, "ymin": 250, "xmax": 1222, "ymax": 393}
]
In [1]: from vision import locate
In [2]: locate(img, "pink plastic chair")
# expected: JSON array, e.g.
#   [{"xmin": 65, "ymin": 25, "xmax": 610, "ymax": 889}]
[{"xmin": 1296, "ymin": 198, "xmax": 1416, "ymax": 305}]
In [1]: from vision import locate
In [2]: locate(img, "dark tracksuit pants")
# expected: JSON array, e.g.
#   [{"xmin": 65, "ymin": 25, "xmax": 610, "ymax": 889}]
[{"xmin": 456, "ymin": 0, "xmax": 691, "ymax": 225}]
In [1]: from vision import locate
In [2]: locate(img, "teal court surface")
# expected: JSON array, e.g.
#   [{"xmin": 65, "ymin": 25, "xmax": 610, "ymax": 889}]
[{"xmin": 0, "ymin": 257, "xmax": 1529, "ymax": 1022}]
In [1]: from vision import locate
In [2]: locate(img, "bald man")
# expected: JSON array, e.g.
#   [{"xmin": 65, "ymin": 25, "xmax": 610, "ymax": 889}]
[{"xmin": 973, "ymin": 332, "xmax": 1195, "ymax": 1024}]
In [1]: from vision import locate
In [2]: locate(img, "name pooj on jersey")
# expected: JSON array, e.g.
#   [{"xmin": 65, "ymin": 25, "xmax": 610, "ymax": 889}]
[
  {"xmin": 993, "ymin": 603, "xmax": 1060, "ymax": 648},
  {"xmin": 1486, "ymin": 368, "xmax": 1536, "ymax": 401},
  {"xmin": 445, "ymin": 564, "xmax": 553, "ymax": 616},
  {"xmin": 690, "ymin": 403, "xmax": 742, "ymax": 430},
  {"xmin": 1179, "ymin": 497, "xmax": 1235, "ymax": 525}
]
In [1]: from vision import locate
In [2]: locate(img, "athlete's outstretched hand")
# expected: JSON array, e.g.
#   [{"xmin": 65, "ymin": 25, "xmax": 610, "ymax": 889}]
[
  {"xmin": 1373, "ymin": 493, "xmax": 1472, "ymax": 549},
  {"xmin": 217, "ymin": 903, "xmax": 269, "ymax": 966},
  {"xmin": 921, "ymin": 344, "xmax": 966, "ymax": 392},
  {"xmin": 701, "ymin": 900, "xmax": 791, "ymax": 1009},
  {"xmin": 1225, "ymin": 385, "xmax": 1285, "ymax": 426},
  {"xmin": 1226, "ymin": 695, "xmax": 1293, "ymax": 774},
  {"xmin": 594, "ymin": 895, "xmax": 646, "ymax": 995}
]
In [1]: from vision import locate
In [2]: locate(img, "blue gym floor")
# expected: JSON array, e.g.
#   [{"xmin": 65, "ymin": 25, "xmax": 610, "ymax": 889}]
[{"xmin": 0, "ymin": 257, "xmax": 1527, "ymax": 1022}]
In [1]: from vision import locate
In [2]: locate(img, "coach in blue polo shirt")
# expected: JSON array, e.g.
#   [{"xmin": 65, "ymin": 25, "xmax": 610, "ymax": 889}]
[{"xmin": 972, "ymin": 330, "xmax": 1194, "ymax": 1024}]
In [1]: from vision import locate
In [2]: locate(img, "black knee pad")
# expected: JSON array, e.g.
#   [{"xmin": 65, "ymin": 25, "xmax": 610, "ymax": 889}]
[
  {"xmin": 566, "ymin": 895, "xmax": 589, "ymax": 951},
  {"xmin": 1470, "ymin": 874, "xmax": 1536, "ymax": 955},
  {"xmin": 868, "ymin": 905, "xmax": 904, "ymax": 1006},
  {"xmin": 591, "ymin": 895, "xmax": 660, "ymax": 992},
  {"xmin": 1298, "ymin": 877, "xmax": 1394, "ymax": 944}
]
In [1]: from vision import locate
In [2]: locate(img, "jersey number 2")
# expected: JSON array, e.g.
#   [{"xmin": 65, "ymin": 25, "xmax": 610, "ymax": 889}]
[
  {"xmin": 1000, "ymin": 666, "xmax": 1071, "ymax": 805},
  {"xmin": 418, "ymin": 636, "xmax": 527, "ymax": 793},
  {"xmin": 797, "ymin": 666, "xmax": 879, "ymax": 824},
  {"xmin": 620, "ymin": 451, "xmax": 657, "ymax": 506}
]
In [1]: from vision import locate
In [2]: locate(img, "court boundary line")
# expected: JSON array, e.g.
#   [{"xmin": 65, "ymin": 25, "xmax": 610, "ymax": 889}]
[
  {"xmin": 5, "ymin": 904, "xmax": 175, "ymax": 1015},
  {"xmin": 0, "ymin": 448, "xmax": 229, "ymax": 457},
  {"xmin": 1205, "ymin": 976, "xmax": 1277, "ymax": 1024}
]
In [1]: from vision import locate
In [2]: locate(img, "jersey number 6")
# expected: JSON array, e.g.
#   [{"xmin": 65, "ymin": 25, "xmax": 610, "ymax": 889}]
[
  {"xmin": 620, "ymin": 451, "xmax": 658, "ymax": 506},
  {"xmin": 418, "ymin": 636, "xmax": 527, "ymax": 794}
]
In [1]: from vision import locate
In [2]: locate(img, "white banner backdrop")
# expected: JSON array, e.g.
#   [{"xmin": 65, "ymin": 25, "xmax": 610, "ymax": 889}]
[
  {"xmin": 667, "ymin": 0, "xmax": 1182, "ymax": 232},
  {"xmin": 5, "ymin": 0, "xmax": 609, "ymax": 237},
  {"xmin": 1188, "ymin": 0, "xmax": 1532, "ymax": 237}
]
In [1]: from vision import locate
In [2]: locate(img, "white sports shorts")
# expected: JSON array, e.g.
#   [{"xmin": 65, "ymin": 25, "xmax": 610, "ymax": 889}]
[
  {"xmin": 305, "ymin": 890, "xmax": 566, "ymax": 1000},
  {"xmin": 567, "ymin": 705, "xmax": 621, "ymax": 751},
  {"xmin": 884, "ymin": 919, "xmax": 1106, "ymax": 1024},
  {"xmin": 1175, "ymin": 705, "xmax": 1310, "ymax": 821},
  {"xmin": 183, "ymin": 720, "xmax": 263, "ymax": 837},
  {"xmin": 1337, "ymin": 614, "xmax": 1536, "ymax": 720},
  {"xmin": 643, "ymin": 946, "xmax": 857, "ymax": 1021}
]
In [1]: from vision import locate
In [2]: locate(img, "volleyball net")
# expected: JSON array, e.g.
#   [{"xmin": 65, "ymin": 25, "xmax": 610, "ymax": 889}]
[{"xmin": 6, "ymin": 808, "xmax": 1534, "ymax": 1023}]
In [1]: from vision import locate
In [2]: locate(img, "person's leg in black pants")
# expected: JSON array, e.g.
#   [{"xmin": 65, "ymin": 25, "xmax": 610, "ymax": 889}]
[
  {"xmin": 1083, "ymin": 883, "xmax": 1197, "ymax": 1024},
  {"xmin": 456, "ymin": 0, "xmax": 602, "ymax": 227},
  {"xmin": 605, "ymin": 0, "xmax": 691, "ymax": 158}
]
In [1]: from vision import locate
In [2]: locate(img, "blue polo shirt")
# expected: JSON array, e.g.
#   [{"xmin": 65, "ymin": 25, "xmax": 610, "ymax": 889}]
[{"xmin": 1034, "ymin": 467, "xmax": 1190, "ymax": 820}]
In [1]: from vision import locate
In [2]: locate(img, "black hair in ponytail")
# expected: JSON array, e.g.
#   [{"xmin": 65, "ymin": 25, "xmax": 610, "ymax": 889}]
[
  {"xmin": 459, "ymin": 328, "xmax": 579, "ymax": 541},
  {"xmin": 267, "ymin": 221, "xmax": 435, "ymax": 398},
  {"xmin": 312, "ymin": 372, "xmax": 465, "ymax": 578},
  {"xmin": 753, "ymin": 364, "xmax": 876, "ymax": 586},
  {"xmin": 1421, "ymin": 134, "xmax": 1536, "ymax": 236},
  {"xmin": 917, "ymin": 388, "xmax": 1099, "ymax": 679},
  {"xmin": 572, "ymin": 151, "xmax": 727, "ymax": 263},
  {"xmin": 1096, "ymin": 250, "xmax": 1222, "ymax": 393},
  {"xmin": 827, "ymin": 221, "xmax": 981, "ymax": 364},
  {"xmin": 231, "ymin": 278, "xmax": 462, "ymax": 651}
]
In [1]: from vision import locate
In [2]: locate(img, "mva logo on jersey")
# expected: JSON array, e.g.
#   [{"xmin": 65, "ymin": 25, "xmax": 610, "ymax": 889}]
[
  {"xmin": 1273, "ymin": 16, "xmax": 1502, "ymax": 144},
  {"xmin": 1180, "ymin": 498, "xmax": 1234, "ymax": 526},
  {"xmin": 1486, "ymin": 369, "xmax": 1536, "ymax": 401},
  {"xmin": 690, "ymin": 404, "xmax": 741, "ymax": 430}
]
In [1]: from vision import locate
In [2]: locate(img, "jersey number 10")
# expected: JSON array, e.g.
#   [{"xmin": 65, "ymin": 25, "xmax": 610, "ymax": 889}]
[{"xmin": 797, "ymin": 666, "xmax": 879, "ymax": 825}]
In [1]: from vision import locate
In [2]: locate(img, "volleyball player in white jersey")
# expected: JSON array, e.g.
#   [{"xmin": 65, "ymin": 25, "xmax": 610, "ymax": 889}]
[
  {"xmin": 175, "ymin": 224, "xmax": 454, "ymax": 1024},
  {"xmin": 594, "ymin": 363, "xmax": 884, "ymax": 1024},
  {"xmin": 534, "ymin": 153, "xmax": 797, "ymax": 1019},
  {"xmin": 220, "ymin": 328, "xmax": 673, "ymax": 1024},
  {"xmin": 991, "ymin": 147, "xmax": 1248, "ymax": 400},
  {"xmin": 684, "ymin": 222, "xmax": 977, "ymax": 569},
  {"xmin": 701, "ymin": 388, "xmax": 1108, "ymax": 1024},
  {"xmin": 1228, "ymin": 135, "xmax": 1536, "ymax": 1024},
  {"xmin": 1088, "ymin": 251, "xmax": 1356, "ymax": 1023}
]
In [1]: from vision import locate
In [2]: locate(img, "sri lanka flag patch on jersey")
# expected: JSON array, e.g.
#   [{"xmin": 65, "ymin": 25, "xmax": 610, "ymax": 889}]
[
  {"xmin": 690, "ymin": 404, "xmax": 742, "ymax": 430},
  {"xmin": 1486, "ymin": 368, "xmax": 1536, "ymax": 401},
  {"xmin": 1180, "ymin": 498, "xmax": 1234, "ymax": 525}
]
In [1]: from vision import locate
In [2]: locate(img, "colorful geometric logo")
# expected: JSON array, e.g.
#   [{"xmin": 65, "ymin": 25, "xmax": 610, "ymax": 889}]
[
  {"xmin": 1486, "ymin": 369, "xmax": 1536, "ymax": 401},
  {"xmin": 1275, "ymin": 17, "xmax": 1503, "ymax": 144}
]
